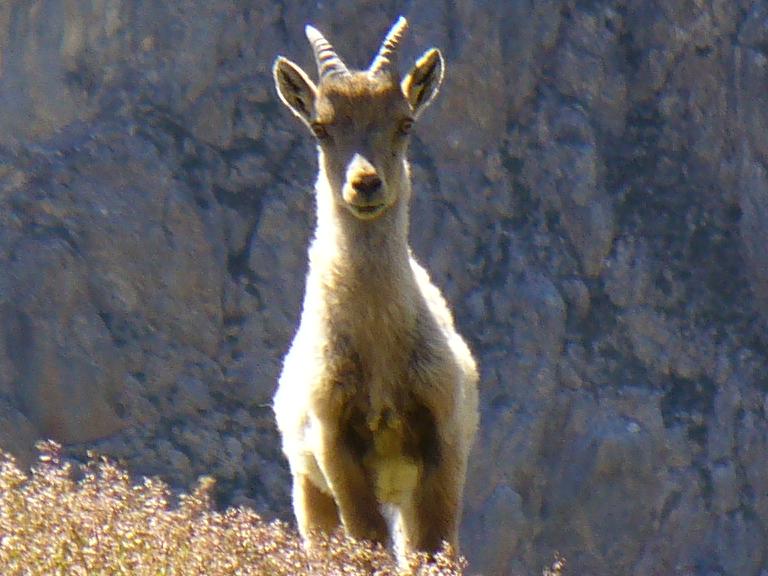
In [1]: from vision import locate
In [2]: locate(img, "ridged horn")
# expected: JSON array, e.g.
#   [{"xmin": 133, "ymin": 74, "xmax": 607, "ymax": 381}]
[
  {"xmin": 369, "ymin": 16, "xmax": 408, "ymax": 75},
  {"xmin": 305, "ymin": 24, "xmax": 349, "ymax": 79}
]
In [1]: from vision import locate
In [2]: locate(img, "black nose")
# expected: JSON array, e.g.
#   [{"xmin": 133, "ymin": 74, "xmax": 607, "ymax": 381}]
[{"xmin": 352, "ymin": 174, "xmax": 382, "ymax": 197}]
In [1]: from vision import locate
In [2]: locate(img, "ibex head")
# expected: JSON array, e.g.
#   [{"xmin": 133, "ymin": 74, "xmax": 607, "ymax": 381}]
[{"xmin": 273, "ymin": 17, "xmax": 444, "ymax": 221}]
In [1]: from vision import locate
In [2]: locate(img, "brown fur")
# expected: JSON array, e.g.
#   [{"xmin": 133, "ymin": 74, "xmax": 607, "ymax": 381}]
[{"xmin": 272, "ymin": 19, "xmax": 478, "ymax": 559}]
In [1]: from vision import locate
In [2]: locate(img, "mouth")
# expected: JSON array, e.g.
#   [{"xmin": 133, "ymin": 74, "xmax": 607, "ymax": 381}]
[{"xmin": 348, "ymin": 203, "xmax": 387, "ymax": 220}]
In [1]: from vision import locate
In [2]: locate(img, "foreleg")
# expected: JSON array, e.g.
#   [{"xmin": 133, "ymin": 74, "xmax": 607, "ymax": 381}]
[
  {"xmin": 314, "ymin": 428, "xmax": 389, "ymax": 543},
  {"xmin": 399, "ymin": 451, "xmax": 465, "ymax": 554},
  {"xmin": 292, "ymin": 473, "xmax": 340, "ymax": 543}
]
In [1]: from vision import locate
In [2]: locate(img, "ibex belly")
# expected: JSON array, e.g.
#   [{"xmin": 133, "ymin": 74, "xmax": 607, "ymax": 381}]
[
  {"xmin": 341, "ymin": 382, "xmax": 440, "ymax": 506},
  {"xmin": 365, "ymin": 411, "xmax": 420, "ymax": 505},
  {"xmin": 334, "ymin": 323, "xmax": 442, "ymax": 505}
]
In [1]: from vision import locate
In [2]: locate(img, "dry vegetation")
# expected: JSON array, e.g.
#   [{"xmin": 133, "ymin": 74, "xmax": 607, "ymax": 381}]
[{"xmin": 0, "ymin": 442, "xmax": 466, "ymax": 575}]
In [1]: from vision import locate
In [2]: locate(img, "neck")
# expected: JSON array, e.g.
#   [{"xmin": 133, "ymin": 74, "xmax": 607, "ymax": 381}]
[{"xmin": 310, "ymin": 166, "xmax": 416, "ymax": 310}]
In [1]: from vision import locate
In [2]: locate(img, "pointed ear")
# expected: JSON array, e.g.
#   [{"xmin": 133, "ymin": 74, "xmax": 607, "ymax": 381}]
[
  {"xmin": 401, "ymin": 48, "xmax": 444, "ymax": 117},
  {"xmin": 273, "ymin": 56, "xmax": 318, "ymax": 125}
]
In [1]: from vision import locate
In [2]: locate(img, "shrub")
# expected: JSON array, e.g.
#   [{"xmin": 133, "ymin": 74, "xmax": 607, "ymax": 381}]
[{"xmin": 0, "ymin": 442, "xmax": 466, "ymax": 575}]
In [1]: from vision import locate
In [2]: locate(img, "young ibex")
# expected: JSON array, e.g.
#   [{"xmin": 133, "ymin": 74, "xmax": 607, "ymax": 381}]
[{"xmin": 272, "ymin": 17, "xmax": 479, "ymax": 557}]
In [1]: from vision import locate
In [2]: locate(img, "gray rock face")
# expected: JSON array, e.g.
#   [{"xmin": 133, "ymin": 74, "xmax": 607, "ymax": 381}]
[{"xmin": 1, "ymin": 1, "xmax": 767, "ymax": 574}]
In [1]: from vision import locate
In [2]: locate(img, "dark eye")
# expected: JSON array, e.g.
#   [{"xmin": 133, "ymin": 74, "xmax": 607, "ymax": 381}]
[
  {"xmin": 398, "ymin": 117, "xmax": 414, "ymax": 136},
  {"xmin": 310, "ymin": 122, "xmax": 330, "ymax": 141}
]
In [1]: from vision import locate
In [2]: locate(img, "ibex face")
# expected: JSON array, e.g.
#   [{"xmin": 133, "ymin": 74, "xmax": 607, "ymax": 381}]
[{"xmin": 274, "ymin": 17, "xmax": 444, "ymax": 221}]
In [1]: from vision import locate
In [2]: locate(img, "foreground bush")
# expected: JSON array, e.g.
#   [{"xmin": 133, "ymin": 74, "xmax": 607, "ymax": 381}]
[{"xmin": 0, "ymin": 442, "xmax": 465, "ymax": 575}]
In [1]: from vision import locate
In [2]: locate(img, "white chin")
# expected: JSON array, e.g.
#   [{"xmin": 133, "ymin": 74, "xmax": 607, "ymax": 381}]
[{"xmin": 347, "ymin": 203, "xmax": 387, "ymax": 220}]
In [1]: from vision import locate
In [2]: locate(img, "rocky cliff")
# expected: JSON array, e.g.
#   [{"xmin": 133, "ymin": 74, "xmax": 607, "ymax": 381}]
[{"xmin": 1, "ymin": 1, "xmax": 767, "ymax": 574}]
